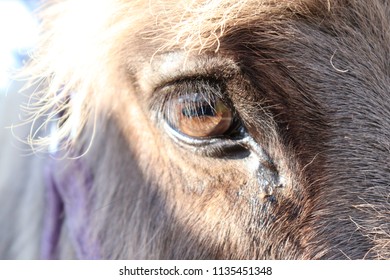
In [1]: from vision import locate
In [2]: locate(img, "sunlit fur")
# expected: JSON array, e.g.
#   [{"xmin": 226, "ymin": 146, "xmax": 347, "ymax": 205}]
[{"xmin": 0, "ymin": 0, "xmax": 389, "ymax": 259}]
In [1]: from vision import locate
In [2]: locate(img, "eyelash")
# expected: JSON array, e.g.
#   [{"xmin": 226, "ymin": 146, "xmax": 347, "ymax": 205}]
[
  {"xmin": 166, "ymin": 79, "xmax": 226, "ymax": 120},
  {"xmin": 153, "ymin": 78, "xmax": 237, "ymax": 130}
]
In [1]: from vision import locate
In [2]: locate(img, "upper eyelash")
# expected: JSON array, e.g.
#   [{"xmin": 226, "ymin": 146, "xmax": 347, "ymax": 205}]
[
  {"xmin": 160, "ymin": 78, "xmax": 228, "ymax": 108},
  {"xmin": 166, "ymin": 80, "xmax": 227, "ymax": 121}
]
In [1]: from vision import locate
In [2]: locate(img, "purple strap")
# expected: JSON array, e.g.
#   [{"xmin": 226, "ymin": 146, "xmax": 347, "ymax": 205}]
[
  {"xmin": 41, "ymin": 163, "xmax": 64, "ymax": 259},
  {"xmin": 41, "ymin": 156, "xmax": 100, "ymax": 259}
]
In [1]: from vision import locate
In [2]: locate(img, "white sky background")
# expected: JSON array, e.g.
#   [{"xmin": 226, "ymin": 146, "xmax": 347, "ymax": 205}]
[{"xmin": 0, "ymin": 0, "xmax": 38, "ymax": 91}]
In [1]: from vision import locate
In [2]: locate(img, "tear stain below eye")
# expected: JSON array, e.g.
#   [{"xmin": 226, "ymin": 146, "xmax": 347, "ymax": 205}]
[
  {"xmin": 256, "ymin": 163, "xmax": 282, "ymax": 201},
  {"xmin": 241, "ymin": 137, "xmax": 285, "ymax": 203}
]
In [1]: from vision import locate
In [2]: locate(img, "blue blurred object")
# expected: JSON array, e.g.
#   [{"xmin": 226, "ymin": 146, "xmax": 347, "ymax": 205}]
[{"xmin": 0, "ymin": 0, "xmax": 40, "ymax": 90}]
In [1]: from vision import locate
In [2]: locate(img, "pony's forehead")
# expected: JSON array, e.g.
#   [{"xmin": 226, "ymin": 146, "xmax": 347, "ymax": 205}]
[
  {"xmin": 151, "ymin": 0, "xmax": 307, "ymax": 48},
  {"xmin": 111, "ymin": 0, "xmax": 317, "ymax": 53},
  {"xmin": 41, "ymin": 0, "xmax": 322, "ymax": 57}
]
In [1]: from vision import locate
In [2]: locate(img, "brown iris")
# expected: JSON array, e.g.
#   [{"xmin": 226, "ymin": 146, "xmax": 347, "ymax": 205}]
[{"xmin": 168, "ymin": 93, "xmax": 233, "ymax": 138}]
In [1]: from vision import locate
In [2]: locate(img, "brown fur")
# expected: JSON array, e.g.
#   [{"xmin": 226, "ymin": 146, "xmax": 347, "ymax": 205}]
[{"xmin": 0, "ymin": 0, "xmax": 389, "ymax": 259}]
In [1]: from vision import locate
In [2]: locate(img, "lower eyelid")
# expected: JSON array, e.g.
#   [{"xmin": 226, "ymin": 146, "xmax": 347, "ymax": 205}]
[{"xmin": 163, "ymin": 120, "xmax": 251, "ymax": 158}]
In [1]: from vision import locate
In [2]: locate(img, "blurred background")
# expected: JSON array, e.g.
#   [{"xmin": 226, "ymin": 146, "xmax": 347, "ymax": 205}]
[{"xmin": 0, "ymin": 0, "xmax": 40, "ymax": 94}]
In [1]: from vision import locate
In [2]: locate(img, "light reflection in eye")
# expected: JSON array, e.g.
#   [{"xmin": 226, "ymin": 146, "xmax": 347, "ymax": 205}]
[{"xmin": 167, "ymin": 93, "xmax": 233, "ymax": 138}]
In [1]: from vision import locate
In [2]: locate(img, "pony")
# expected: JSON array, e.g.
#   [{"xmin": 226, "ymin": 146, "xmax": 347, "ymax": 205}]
[{"xmin": 0, "ymin": 0, "xmax": 389, "ymax": 259}]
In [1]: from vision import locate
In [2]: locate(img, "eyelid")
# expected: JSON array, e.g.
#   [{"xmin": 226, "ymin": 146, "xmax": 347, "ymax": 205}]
[
  {"xmin": 137, "ymin": 52, "xmax": 240, "ymax": 97},
  {"xmin": 164, "ymin": 117, "xmax": 247, "ymax": 144},
  {"xmin": 153, "ymin": 77, "xmax": 231, "ymax": 115},
  {"xmin": 152, "ymin": 75, "xmax": 225, "ymax": 102}
]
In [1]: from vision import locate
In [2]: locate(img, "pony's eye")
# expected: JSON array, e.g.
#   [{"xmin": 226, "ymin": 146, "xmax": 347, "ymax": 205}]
[
  {"xmin": 157, "ymin": 78, "xmax": 245, "ymax": 145},
  {"xmin": 166, "ymin": 93, "xmax": 234, "ymax": 138}
]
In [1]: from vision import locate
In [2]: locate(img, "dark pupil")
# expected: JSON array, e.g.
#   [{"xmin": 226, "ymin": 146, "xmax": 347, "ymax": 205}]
[{"xmin": 182, "ymin": 102, "xmax": 215, "ymax": 118}]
